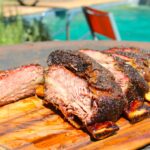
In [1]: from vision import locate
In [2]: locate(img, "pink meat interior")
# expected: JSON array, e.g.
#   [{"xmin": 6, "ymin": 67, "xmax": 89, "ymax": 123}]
[
  {"xmin": 45, "ymin": 65, "xmax": 93, "ymax": 124},
  {"xmin": 0, "ymin": 64, "xmax": 43, "ymax": 105},
  {"xmin": 80, "ymin": 50, "xmax": 129, "ymax": 93}
]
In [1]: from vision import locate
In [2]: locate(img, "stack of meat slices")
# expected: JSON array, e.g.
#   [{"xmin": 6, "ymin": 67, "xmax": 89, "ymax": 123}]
[
  {"xmin": 79, "ymin": 49, "xmax": 150, "ymax": 122},
  {"xmin": 103, "ymin": 47, "xmax": 150, "ymax": 102},
  {"xmin": 45, "ymin": 51, "xmax": 126, "ymax": 139},
  {"xmin": 0, "ymin": 47, "xmax": 149, "ymax": 140}
]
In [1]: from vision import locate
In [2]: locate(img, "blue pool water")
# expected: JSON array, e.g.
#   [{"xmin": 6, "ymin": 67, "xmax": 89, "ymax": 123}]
[
  {"xmin": 43, "ymin": 5, "xmax": 150, "ymax": 41},
  {"xmin": 104, "ymin": 5, "xmax": 150, "ymax": 42}
]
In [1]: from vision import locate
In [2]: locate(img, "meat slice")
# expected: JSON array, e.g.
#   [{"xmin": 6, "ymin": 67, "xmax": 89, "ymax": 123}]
[
  {"xmin": 80, "ymin": 49, "xmax": 150, "ymax": 123},
  {"xmin": 45, "ymin": 65, "xmax": 125, "ymax": 139},
  {"xmin": 104, "ymin": 48, "xmax": 150, "ymax": 79},
  {"xmin": 46, "ymin": 50, "xmax": 126, "ymax": 139},
  {"xmin": 103, "ymin": 47, "xmax": 149, "ymax": 54},
  {"xmin": 104, "ymin": 47, "xmax": 150, "ymax": 60},
  {"xmin": 47, "ymin": 50, "xmax": 119, "ymax": 91},
  {"xmin": 0, "ymin": 64, "xmax": 44, "ymax": 106},
  {"xmin": 104, "ymin": 48, "xmax": 150, "ymax": 102}
]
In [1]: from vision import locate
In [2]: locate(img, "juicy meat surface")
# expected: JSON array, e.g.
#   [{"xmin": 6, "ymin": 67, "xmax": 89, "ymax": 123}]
[
  {"xmin": 47, "ymin": 50, "xmax": 127, "ymax": 139},
  {"xmin": 104, "ymin": 48, "xmax": 150, "ymax": 102},
  {"xmin": 80, "ymin": 49, "xmax": 149, "ymax": 102},
  {"xmin": 106, "ymin": 50, "xmax": 150, "ymax": 82},
  {"xmin": 103, "ymin": 47, "xmax": 148, "ymax": 54},
  {"xmin": 80, "ymin": 49, "xmax": 150, "ymax": 123},
  {"xmin": 104, "ymin": 47, "xmax": 140, "ymax": 53},
  {"xmin": 80, "ymin": 49, "xmax": 129, "ymax": 94},
  {"xmin": 47, "ymin": 50, "xmax": 121, "ymax": 93},
  {"xmin": 0, "ymin": 64, "xmax": 44, "ymax": 106},
  {"xmin": 45, "ymin": 65, "xmax": 125, "ymax": 126}
]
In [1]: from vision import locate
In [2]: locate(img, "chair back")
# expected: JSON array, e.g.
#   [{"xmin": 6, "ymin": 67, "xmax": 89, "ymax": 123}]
[{"xmin": 82, "ymin": 6, "xmax": 121, "ymax": 40}]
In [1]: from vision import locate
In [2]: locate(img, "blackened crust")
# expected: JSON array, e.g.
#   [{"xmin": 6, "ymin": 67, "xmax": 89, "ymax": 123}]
[
  {"xmin": 104, "ymin": 47, "xmax": 149, "ymax": 55},
  {"xmin": 114, "ymin": 57, "xmax": 149, "ymax": 99},
  {"xmin": 115, "ymin": 51, "xmax": 150, "ymax": 71},
  {"xmin": 89, "ymin": 95, "xmax": 125, "ymax": 124},
  {"xmin": 47, "ymin": 50, "xmax": 122, "ymax": 95},
  {"xmin": 116, "ymin": 51, "xmax": 149, "ymax": 60},
  {"xmin": 45, "ymin": 65, "xmax": 126, "ymax": 127}
]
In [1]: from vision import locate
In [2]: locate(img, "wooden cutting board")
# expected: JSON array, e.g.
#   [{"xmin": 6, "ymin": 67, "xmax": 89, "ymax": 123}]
[
  {"xmin": 0, "ymin": 96, "xmax": 149, "ymax": 150},
  {"xmin": 0, "ymin": 41, "xmax": 150, "ymax": 150}
]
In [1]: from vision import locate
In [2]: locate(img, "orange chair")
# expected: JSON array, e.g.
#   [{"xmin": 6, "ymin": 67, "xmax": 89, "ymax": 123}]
[{"xmin": 82, "ymin": 6, "xmax": 121, "ymax": 40}]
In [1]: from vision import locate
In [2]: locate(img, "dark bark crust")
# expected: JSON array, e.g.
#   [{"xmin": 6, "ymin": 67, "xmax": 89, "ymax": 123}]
[
  {"xmin": 47, "ymin": 50, "xmax": 122, "ymax": 95},
  {"xmin": 47, "ymin": 51, "xmax": 126, "ymax": 124},
  {"xmin": 44, "ymin": 64, "xmax": 125, "ymax": 140},
  {"xmin": 104, "ymin": 47, "xmax": 150, "ymax": 55},
  {"xmin": 113, "ymin": 56, "xmax": 149, "ymax": 101},
  {"xmin": 77, "ymin": 49, "xmax": 149, "ymax": 123}
]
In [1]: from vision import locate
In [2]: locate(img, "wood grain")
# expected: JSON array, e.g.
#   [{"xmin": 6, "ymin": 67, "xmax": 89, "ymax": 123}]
[{"xmin": 0, "ymin": 97, "xmax": 149, "ymax": 150}]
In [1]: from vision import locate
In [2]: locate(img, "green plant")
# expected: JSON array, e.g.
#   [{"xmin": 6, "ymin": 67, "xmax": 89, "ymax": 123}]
[
  {"xmin": 0, "ymin": 2, "xmax": 51, "ymax": 45},
  {"xmin": 0, "ymin": 17, "xmax": 25, "ymax": 44},
  {"xmin": 23, "ymin": 18, "xmax": 51, "ymax": 42}
]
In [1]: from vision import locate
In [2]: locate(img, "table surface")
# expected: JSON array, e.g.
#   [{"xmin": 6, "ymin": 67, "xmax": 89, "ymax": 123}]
[
  {"xmin": 4, "ymin": 0, "xmax": 121, "ymax": 9},
  {"xmin": 3, "ymin": 0, "xmax": 121, "ymax": 17},
  {"xmin": 0, "ymin": 40, "xmax": 150, "ymax": 70},
  {"xmin": 0, "ymin": 40, "xmax": 149, "ymax": 149},
  {"xmin": 35, "ymin": 0, "xmax": 121, "ymax": 9}
]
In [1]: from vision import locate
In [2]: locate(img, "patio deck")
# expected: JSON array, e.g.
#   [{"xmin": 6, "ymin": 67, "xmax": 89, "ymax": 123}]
[{"xmin": 2, "ymin": 0, "xmax": 122, "ymax": 17}]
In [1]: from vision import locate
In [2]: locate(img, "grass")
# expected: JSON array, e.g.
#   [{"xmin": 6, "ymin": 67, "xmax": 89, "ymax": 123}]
[
  {"xmin": 0, "ymin": 0, "xmax": 51, "ymax": 45},
  {"xmin": 0, "ymin": 17, "xmax": 24, "ymax": 44}
]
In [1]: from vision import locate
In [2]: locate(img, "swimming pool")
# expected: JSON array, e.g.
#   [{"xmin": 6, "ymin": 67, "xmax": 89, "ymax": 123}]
[{"xmin": 43, "ymin": 5, "xmax": 150, "ymax": 41}]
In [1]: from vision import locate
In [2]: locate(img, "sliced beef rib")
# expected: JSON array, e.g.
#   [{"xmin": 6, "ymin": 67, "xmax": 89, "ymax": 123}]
[
  {"xmin": 104, "ymin": 47, "xmax": 150, "ymax": 102},
  {"xmin": 0, "ymin": 64, "xmax": 44, "ymax": 106},
  {"xmin": 46, "ymin": 50, "xmax": 126, "ymax": 140},
  {"xmin": 80, "ymin": 49, "xmax": 149, "ymax": 123}
]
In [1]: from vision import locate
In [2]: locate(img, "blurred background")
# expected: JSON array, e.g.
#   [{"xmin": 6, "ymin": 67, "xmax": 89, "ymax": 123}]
[{"xmin": 0, "ymin": 0, "xmax": 150, "ymax": 45}]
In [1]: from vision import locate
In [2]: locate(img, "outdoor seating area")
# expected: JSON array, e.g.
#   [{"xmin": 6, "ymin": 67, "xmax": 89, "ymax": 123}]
[
  {"xmin": 1, "ymin": 0, "xmax": 150, "ymax": 43},
  {"xmin": 82, "ymin": 6, "xmax": 121, "ymax": 40},
  {"xmin": 0, "ymin": 0, "xmax": 149, "ymax": 150}
]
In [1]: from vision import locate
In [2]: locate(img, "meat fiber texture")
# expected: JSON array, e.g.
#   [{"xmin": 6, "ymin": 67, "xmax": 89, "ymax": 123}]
[
  {"xmin": 103, "ymin": 47, "xmax": 150, "ymax": 55},
  {"xmin": 103, "ymin": 47, "xmax": 150, "ymax": 102},
  {"xmin": 80, "ymin": 49, "xmax": 150, "ymax": 123},
  {"xmin": 0, "ymin": 64, "xmax": 44, "ymax": 106},
  {"xmin": 46, "ymin": 50, "xmax": 126, "ymax": 126},
  {"xmin": 80, "ymin": 49, "xmax": 149, "ymax": 101},
  {"xmin": 104, "ymin": 47, "xmax": 150, "ymax": 82}
]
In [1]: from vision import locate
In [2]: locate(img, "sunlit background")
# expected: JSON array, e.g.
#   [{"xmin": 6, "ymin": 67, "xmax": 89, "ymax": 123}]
[{"xmin": 0, "ymin": 0, "xmax": 150, "ymax": 45}]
